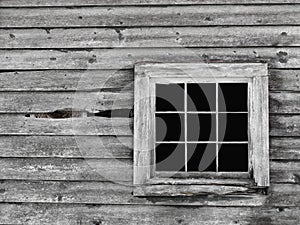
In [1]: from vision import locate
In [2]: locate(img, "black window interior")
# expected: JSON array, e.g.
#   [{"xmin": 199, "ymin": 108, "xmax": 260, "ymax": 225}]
[{"xmin": 155, "ymin": 83, "xmax": 248, "ymax": 173}]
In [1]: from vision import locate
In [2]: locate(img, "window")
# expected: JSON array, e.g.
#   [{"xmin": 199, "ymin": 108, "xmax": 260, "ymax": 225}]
[{"xmin": 134, "ymin": 63, "xmax": 269, "ymax": 196}]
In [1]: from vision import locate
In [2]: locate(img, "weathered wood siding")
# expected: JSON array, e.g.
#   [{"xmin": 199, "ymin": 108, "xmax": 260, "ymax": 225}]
[{"xmin": 0, "ymin": 1, "xmax": 300, "ymax": 224}]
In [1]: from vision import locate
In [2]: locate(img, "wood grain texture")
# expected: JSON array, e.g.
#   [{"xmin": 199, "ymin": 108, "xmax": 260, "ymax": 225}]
[
  {"xmin": 0, "ymin": 136, "xmax": 297, "ymax": 159},
  {"xmin": 270, "ymin": 161, "xmax": 300, "ymax": 183},
  {"xmin": 1, "ymin": 6, "xmax": 300, "ymax": 28},
  {"xmin": 0, "ymin": 114, "xmax": 132, "ymax": 135},
  {"xmin": 0, "ymin": 0, "xmax": 299, "ymax": 7},
  {"xmin": 1, "ymin": 204, "xmax": 300, "ymax": 225},
  {"xmin": 270, "ymin": 115, "xmax": 300, "ymax": 136},
  {"xmin": 134, "ymin": 184, "xmax": 300, "ymax": 205},
  {"xmin": 0, "ymin": 91, "xmax": 296, "ymax": 113},
  {"xmin": 251, "ymin": 76, "xmax": 269, "ymax": 186},
  {"xmin": 0, "ymin": 92, "xmax": 133, "ymax": 113},
  {"xmin": 133, "ymin": 184, "xmax": 258, "ymax": 197},
  {"xmin": 0, "ymin": 70, "xmax": 133, "ymax": 91},
  {"xmin": 270, "ymin": 92, "xmax": 300, "ymax": 113},
  {"xmin": 270, "ymin": 137, "xmax": 300, "ymax": 159},
  {"xmin": 269, "ymin": 69, "xmax": 300, "ymax": 91},
  {"xmin": 0, "ymin": 2, "xmax": 299, "ymax": 220},
  {"xmin": 0, "ymin": 114, "xmax": 296, "ymax": 136},
  {"xmin": 0, "ymin": 159, "xmax": 297, "ymax": 185},
  {"xmin": 2, "ymin": 26, "xmax": 300, "ymax": 48},
  {"xmin": 0, "ymin": 181, "xmax": 300, "ymax": 206},
  {"xmin": 0, "ymin": 69, "xmax": 298, "ymax": 91},
  {"xmin": 0, "ymin": 136, "xmax": 132, "ymax": 158},
  {"xmin": 133, "ymin": 65, "xmax": 153, "ymax": 185},
  {"xmin": 0, "ymin": 180, "xmax": 267, "ymax": 206},
  {"xmin": 0, "ymin": 158, "xmax": 132, "ymax": 181},
  {"xmin": 0, "ymin": 48, "xmax": 297, "ymax": 70},
  {"xmin": 0, "ymin": 158, "xmax": 297, "ymax": 183},
  {"xmin": 139, "ymin": 62, "xmax": 267, "ymax": 77}
]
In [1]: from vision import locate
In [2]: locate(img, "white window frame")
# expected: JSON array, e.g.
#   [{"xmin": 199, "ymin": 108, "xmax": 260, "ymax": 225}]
[{"xmin": 133, "ymin": 63, "xmax": 269, "ymax": 196}]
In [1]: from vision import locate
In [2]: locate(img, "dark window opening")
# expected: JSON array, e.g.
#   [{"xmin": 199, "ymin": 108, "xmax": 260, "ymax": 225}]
[{"xmin": 155, "ymin": 83, "xmax": 248, "ymax": 173}]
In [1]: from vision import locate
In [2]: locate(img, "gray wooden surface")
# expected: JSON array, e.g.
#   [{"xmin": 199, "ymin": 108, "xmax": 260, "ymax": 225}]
[
  {"xmin": 1, "ymin": 48, "xmax": 300, "ymax": 69},
  {"xmin": 1, "ymin": 0, "xmax": 300, "ymax": 7},
  {"xmin": 1, "ymin": 204, "xmax": 300, "ymax": 225},
  {"xmin": 2, "ymin": 27, "xmax": 300, "ymax": 48},
  {"xmin": 0, "ymin": 1, "xmax": 300, "ymax": 224},
  {"xmin": 1, "ymin": 6, "xmax": 300, "ymax": 27}
]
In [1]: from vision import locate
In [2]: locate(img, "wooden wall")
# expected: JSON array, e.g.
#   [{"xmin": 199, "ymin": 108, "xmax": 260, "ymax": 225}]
[{"xmin": 0, "ymin": 1, "xmax": 300, "ymax": 224}]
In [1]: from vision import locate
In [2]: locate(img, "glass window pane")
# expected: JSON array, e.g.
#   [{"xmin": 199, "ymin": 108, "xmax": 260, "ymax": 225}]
[
  {"xmin": 187, "ymin": 143, "xmax": 216, "ymax": 172},
  {"xmin": 219, "ymin": 113, "xmax": 248, "ymax": 142},
  {"xmin": 156, "ymin": 83, "xmax": 184, "ymax": 111},
  {"xmin": 219, "ymin": 83, "xmax": 248, "ymax": 112},
  {"xmin": 156, "ymin": 113, "xmax": 184, "ymax": 142},
  {"xmin": 187, "ymin": 83, "xmax": 216, "ymax": 111},
  {"xmin": 218, "ymin": 144, "xmax": 248, "ymax": 172},
  {"xmin": 156, "ymin": 143, "xmax": 185, "ymax": 171},
  {"xmin": 187, "ymin": 113, "xmax": 216, "ymax": 141}
]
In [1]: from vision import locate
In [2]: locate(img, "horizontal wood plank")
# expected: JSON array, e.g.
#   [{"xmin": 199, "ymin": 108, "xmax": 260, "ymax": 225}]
[
  {"xmin": 270, "ymin": 92, "xmax": 300, "ymax": 113},
  {"xmin": 0, "ymin": 136, "xmax": 300, "ymax": 160},
  {"xmin": 0, "ymin": 69, "xmax": 133, "ymax": 91},
  {"xmin": 0, "ymin": 48, "xmax": 299, "ymax": 70},
  {"xmin": 0, "ymin": 158, "xmax": 297, "ymax": 183},
  {"xmin": 0, "ymin": 180, "xmax": 298, "ymax": 207},
  {"xmin": 1, "ymin": 204, "xmax": 299, "ymax": 225},
  {"xmin": 1, "ymin": 6, "xmax": 300, "ymax": 28},
  {"xmin": 270, "ymin": 137, "xmax": 300, "ymax": 159},
  {"xmin": 2, "ymin": 26, "xmax": 300, "ymax": 48},
  {"xmin": 271, "ymin": 161, "xmax": 300, "ymax": 171},
  {"xmin": 0, "ymin": 0, "xmax": 299, "ymax": 7},
  {"xmin": 0, "ymin": 92, "xmax": 133, "ymax": 113},
  {"xmin": 0, "ymin": 179, "xmax": 299, "ymax": 207},
  {"xmin": 0, "ymin": 114, "xmax": 296, "ymax": 136},
  {"xmin": 134, "ymin": 184, "xmax": 300, "ymax": 207},
  {"xmin": 0, "ymin": 115, "xmax": 132, "ymax": 135},
  {"xmin": 0, "ymin": 69, "xmax": 298, "ymax": 91},
  {"xmin": 0, "ymin": 136, "xmax": 132, "ymax": 158},
  {"xmin": 270, "ymin": 115, "xmax": 300, "ymax": 136},
  {"xmin": 269, "ymin": 69, "xmax": 300, "ymax": 91},
  {"xmin": 0, "ymin": 91, "xmax": 296, "ymax": 113},
  {"xmin": 0, "ymin": 136, "xmax": 297, "ymax": 160},
  {"xmin": 270, "ymin": 161, "xmax": 300, "ymax": 183},
  {"xmin": 0, "ymin": 158, "xmax": 132, "ymax": 181},
  {"xmin": 0, "ymin": 180, "xmax": 267, "ymax": 206}
]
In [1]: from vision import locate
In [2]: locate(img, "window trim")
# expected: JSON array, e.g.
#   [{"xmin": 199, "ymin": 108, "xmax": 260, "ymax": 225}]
[{"xmin": 134, "ymin": 63, "xmax": 269, "ymax": 196}]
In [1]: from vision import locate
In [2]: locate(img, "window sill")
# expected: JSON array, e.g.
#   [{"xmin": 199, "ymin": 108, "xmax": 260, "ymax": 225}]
[
  {"xmin": 134, "ymin": 184, "xmax": 257, "ymax": 197},
  {"xmin": 133, "ymin": 177, "xmax": 267, "ymax": 197}
]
